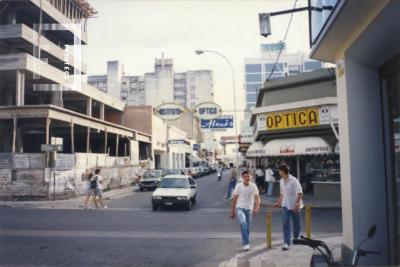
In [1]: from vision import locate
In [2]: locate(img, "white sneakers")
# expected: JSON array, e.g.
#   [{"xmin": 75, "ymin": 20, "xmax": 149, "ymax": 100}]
[
  {"xmin": 243, "ymin": 244, "xmax": 250, "ymax": 251},
  {"xmin": 281, "ymin": 243, "xmax": 289, "ymax": 251}
]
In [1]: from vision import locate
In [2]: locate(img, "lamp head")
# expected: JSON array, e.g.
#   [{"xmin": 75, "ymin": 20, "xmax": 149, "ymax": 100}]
[{"xmin": 195, "ymin": 50, "xmax": 204, "ymax": 55}]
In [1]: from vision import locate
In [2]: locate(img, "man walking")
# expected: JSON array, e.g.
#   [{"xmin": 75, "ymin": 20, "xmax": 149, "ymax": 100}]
[
  {"xmin": 274, "ymin": 165, "xmax": 303, "ymax": 251},
  {"xmin": 226, "ymin": 163, "xmax": 237, "ymax": 200},
  {"xmin": 230, "ymin": 171, "xmax": 260, "ymax": 251}
]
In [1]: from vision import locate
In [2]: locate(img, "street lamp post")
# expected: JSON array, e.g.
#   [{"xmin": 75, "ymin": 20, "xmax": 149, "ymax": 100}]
[{"xmin": 195, "ymin": 50, "xmax": 240, "ymax": 172}]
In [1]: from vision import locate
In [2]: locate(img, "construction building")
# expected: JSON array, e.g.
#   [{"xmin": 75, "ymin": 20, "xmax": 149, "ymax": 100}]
[{"xmin": 0, "ymin": 0, "xmax": 151, "ymax": 200}]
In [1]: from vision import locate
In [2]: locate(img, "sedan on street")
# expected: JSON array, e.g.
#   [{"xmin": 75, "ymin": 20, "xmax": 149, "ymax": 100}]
[{"xmin": 152, "ymin": 175, "xmax": 197, "ymax": 211}]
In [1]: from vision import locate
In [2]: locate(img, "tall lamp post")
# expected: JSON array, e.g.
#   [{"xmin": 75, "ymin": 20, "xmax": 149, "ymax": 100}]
[{"xmin": 195, "ymin": 50, "xmax": 240, "ymax": 171}]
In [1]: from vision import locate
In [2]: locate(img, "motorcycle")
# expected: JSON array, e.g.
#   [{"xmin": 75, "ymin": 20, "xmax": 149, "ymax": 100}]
[
  {"xmin": 293, "ymin": 225, "xmax": 379, "ymax": 266},
  {"xmin": 217, "ymin": 171, "xmax": 222, "ymax": 181}
]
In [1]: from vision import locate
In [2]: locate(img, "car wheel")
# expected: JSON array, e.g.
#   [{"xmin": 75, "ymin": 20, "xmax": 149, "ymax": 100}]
[
  {"xmin": 152, "ymin": 204, "xmax": 158, "ymax": 211},
  {"xmin": 192, "ymin": 195, "xmax": 196, "ymax": 205},
  {"xmin": 186, "ymin": 200, "xmax": 192, "ymax": 211}
]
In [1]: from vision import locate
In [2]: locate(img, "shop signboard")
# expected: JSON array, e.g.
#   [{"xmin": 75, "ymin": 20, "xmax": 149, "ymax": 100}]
[
  {"xmin": 168, "ymin": 139, "xmax": 190, "ymax": 146},
  {"xmin": 220, "ymin": 136, "xmax": 239, "ymax": 144},
  {"xmin": 194, "ymin": 102, "xmax": 222, "ymax": 120},
  {"xmin": 240, "ymin": 134, "xmax": 254, "ymax": 144},
  {"xmin": 200, "ymin": 115, "xmax": 234, "ymax": 132},
  {"xmin": 193, "ymin": 144, "xmax": 200, "ymax": 151},
  {"xmin": 155, "ymin": 103, "xmax": 185, "ymax": 121},
  {"xmin": 257, "ymin": 105, "xmax": 337, "ymax": 132}
]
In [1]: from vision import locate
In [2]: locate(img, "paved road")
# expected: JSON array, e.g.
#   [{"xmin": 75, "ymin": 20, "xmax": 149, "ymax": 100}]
[{"xmin": 0, "ymin": 172, "xmax": 342, "ymax": 267}]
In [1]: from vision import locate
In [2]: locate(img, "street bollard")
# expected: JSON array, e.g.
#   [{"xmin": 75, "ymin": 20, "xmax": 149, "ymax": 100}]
[
  {"xmin": 266, "ymin": 209, "xmax": 272, "ymax": 248},
  {"xmin": 305, "ymin": 206, "xmax": 311, "ymax": 239}
]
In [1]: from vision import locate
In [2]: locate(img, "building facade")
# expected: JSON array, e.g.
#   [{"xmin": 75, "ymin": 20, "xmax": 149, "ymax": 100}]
[
  {"xmin": 309, "ymin": 0, "xmax": 400, "ymax": 265},
  {"xmin": 87, "ymin": 56, "xmax": 214, "ymax": 109},
  {"xmin": 0, "ymin": 0, "xmax": 151, "ymax": 199}
]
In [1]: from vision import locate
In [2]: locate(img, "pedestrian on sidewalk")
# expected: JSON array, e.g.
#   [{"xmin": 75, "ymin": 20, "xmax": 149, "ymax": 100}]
[
  {"xmin": 84, "ymin": 172, "xmax": 98, "ymax": 209},
  {"xmin": 265, "ymin": 165, "xmax": 276, "ymax": 197},
  {"xmin": 94, "ymin": 168, "xmax": 107, "ymax": 209},
  {"xmin": 255, "ymin": 165, "xmax": 265, "ymax": 193},
  {"xmin": 274, "ymin": 165, "xmax": 303, "ymax": 251},
  {"xmin": 230, "ymin": 170, "xmax": 260, "ymax": 251},
  {"xmin": 226, "ymin": 163, "xmax": 237, "ymax": 200}
]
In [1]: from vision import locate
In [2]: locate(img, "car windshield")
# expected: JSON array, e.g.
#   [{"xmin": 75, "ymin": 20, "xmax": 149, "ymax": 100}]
[
  {"xmin": 159, "ymin": 178, "xmax": 189, "ymax": 189},
  {"xmin": 143, "ymin": 170, "xmax": 162, "ymax": 179}
]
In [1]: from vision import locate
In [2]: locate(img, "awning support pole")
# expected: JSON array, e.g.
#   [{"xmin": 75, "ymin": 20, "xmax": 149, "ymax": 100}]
[{"xmin": 296, "ymin": 156, "xmax": 300, "ymax": 181}]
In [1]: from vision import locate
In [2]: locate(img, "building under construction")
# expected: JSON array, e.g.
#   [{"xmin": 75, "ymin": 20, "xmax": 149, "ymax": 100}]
[{"xmin": 0, "ymin": 0, "xmax": 151, "ymax": 199}]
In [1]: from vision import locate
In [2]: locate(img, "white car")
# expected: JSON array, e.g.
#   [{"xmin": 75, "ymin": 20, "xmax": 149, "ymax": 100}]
[{"xmin": 151, "ymin": 175, "xmax": 197, "ymax": 211}]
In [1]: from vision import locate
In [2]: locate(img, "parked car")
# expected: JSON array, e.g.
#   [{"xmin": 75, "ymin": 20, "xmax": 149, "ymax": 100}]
[
  {"xmin": 139, "ymin": 169, "xmax": 166, "ymax": 191},
  {"xmin": 152, "ymin": 175, "xmax": 197, "ymax": 211}
]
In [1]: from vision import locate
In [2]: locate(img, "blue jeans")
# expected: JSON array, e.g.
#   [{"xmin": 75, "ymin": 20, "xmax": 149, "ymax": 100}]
[
  {"xmin": 236, "ymin": 208, "xmax": 251, "ymax": 246},
  {"xmin": 227, "ymin": 178, "xmax": 237, "ymax": 198},
  {"xmin": 267, "ymin": 181, "xmax": 274, "ymax": 196},
  {"xmin": 281, "ymin": 207, "xmax": 301, "ymax": 245}
]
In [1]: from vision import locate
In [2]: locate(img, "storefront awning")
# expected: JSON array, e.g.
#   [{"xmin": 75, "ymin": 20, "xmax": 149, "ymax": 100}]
[
  {"xmin": 264, "ymin": 137, "xmax": 332, "ymax": 156},
  {"xmin": 246, "ymin": 141, "xmax": 266, "ymax": 158},
  {"xmin": 187, "ymin": 154, "xmax": 202, "ymax": 163}
]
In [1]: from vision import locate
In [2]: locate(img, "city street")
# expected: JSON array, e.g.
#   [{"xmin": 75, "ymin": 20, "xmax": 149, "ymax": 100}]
[{"xmin": 0, "ymin": 173, "xmax": 342, "ymax": 267}]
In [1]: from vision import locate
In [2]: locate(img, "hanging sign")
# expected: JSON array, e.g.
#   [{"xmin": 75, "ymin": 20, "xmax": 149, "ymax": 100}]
[
  {"xmin": 201, "ymin": 115, "xmax": 234, "ymax": 131},
  {"xmin": 194, "ymin": 102, "xmax": 222, "ymax": 120},
  {"xmin": 155, "ymin": 103, "xmax": 185, "ymax": 121}
]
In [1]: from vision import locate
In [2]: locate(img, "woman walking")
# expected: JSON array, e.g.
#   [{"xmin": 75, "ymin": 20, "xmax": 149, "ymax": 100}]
[{"xmin": 84, "ymin": 172, "xmax": 98, "ymax": 209}]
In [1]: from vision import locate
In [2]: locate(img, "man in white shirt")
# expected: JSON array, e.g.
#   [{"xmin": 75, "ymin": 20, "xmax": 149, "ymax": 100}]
[
  {"xmin": 230, "ymin": 171, "xmax": 261, "ymax": 251},
  {"xmin": 274, "ymin": 165, "xmax": 303, "ymax": 251}
]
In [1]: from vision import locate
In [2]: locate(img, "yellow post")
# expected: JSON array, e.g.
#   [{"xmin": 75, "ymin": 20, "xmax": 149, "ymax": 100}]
[
  {"xmin": 305, "ymin": 206, "xmax": 311, "ymax": 239},
  {"xmin": 266, "ymin": 209, "xmax": 272, "ymax": 248}
]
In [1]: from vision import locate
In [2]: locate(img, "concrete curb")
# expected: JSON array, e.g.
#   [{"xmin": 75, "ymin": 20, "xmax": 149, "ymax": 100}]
[
  {"xmin": 220, "ymin": 234, "xmax": 342, "ymax": 267},
  {"xmin": 0, "ymin": 185, "xmax": 137, "ymax": 209},
  {"xmin": 261, "ymin": 202, "xmax": 341, "ymax": 210}
]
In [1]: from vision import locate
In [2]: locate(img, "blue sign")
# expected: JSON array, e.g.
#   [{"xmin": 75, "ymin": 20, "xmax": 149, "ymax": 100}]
[
  {"xmin": 201, "ymin": 115, "xmax": 234, "ymax": 130},
  {"xmin": 193, "ymin": 144, "xmax": 200, "ymax": 150}
]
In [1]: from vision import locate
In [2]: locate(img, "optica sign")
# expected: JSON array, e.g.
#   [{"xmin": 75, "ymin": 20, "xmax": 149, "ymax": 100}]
[
  {"xmin": 155, "ymin": 103, "xmax": 185, "ymax": 121},
  {"xmin": 194, "ymin": 102, "xmax": 222, "ymax": 120}
]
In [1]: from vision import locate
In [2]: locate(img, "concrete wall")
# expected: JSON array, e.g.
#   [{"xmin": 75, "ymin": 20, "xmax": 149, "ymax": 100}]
[
  {"xmin": 124, "ymin": 106, "xmax": 152, "ymax": 135},
  {"xmin": 0, "ymin": 153, "xmax": 141, "ymax": 200}
]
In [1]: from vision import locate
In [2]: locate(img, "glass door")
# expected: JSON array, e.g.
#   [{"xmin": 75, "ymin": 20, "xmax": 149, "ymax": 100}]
[{"xmin": 382, "ymin": 55, "xmax": 400, "ymax": 265}]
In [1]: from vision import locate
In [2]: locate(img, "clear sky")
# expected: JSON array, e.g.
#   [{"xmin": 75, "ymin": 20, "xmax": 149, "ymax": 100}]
[{"xmin": 83, "ymin": 0, "xmax": 310, "ymax": 137}]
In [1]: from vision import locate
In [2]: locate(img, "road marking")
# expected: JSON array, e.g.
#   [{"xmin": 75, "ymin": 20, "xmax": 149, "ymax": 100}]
[{"xmin": 0, "ymin": 229, "xmax": 270, "ymax": 240}]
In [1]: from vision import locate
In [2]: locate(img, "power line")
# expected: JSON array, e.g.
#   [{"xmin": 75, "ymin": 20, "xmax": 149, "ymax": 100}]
[{"xmin": 266, "ymin": 0, "xmax": 299, "ymax": 81}]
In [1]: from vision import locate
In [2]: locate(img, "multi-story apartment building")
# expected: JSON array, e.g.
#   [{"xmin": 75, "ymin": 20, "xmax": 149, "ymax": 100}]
[
  {"xmin": 244, "ymin": 42, "xmax": 324, "ymax": 110},
  {"xmin": 0, "ymin": 0, "xmax": 151, "ymax": 199},
  {"xmin": 88, "ymin": 56, "xmax": 214, "ymax": 109}
]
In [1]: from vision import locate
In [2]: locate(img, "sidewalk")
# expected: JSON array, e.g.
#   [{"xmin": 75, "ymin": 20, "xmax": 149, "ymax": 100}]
[
  {"xmin": 0, "ymin": 185, "xmax": 137, "ymax": 209},
  {"xmin": 260, "ymin": 193, "xmax": 341, "ymax": 209},
  {"xmin": 219, "ymin": 235, "xmax": 342, "ymax": 267}
]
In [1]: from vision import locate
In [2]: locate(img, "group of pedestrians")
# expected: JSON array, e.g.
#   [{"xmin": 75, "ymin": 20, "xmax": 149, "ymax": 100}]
[
  {"xmin": 230, "ymin": 164, "xmax": 303, "ymax": 252},
  {"xmin": 254, "ymin": 165, "xmax": 276, "ymax": 197},
  {"xmin": 83, "ymin": 168, "xmax": 107, "ymax": 209}
]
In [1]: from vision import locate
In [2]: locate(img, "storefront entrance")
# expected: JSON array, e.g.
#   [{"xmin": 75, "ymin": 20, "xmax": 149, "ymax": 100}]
[{"xmin": 381, "ymin": 54, "xmax": 400, "ymax": 265}]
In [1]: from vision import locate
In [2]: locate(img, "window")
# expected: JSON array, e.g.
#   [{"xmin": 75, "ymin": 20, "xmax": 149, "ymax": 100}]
[
  {"xmin": 304, "ymin": 61, "xmax": 322, "ymax": 71},
  {"xmin": 265, "ymin": 63, "xmax": 284, "ymax": 73},
  {"xmin": 130, "ymin": 82, "xmax": 137, "ymax": 89},
  {"xmin": 289, "ymin": 65, "xmax": 301, "ymax": 75},
  {"xmin": 246, "ymin": 74, "xmax": 262, "ymax": 83},
  {"xmin": 246, "ymin": 93, "xmax": 257, "ymax": 103},
  {"xmin": 245, "ymin": 64, "xmax": 262, "ymax": 73},
  {"xmin": 246, "ymin": 83, "xmax": 262, "ymax": 93}
]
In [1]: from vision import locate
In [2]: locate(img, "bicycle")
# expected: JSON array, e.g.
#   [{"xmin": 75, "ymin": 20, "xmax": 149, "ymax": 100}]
[{"xmin": 292, "ymin": 225, "xmax": 379, "ymax": 266}]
